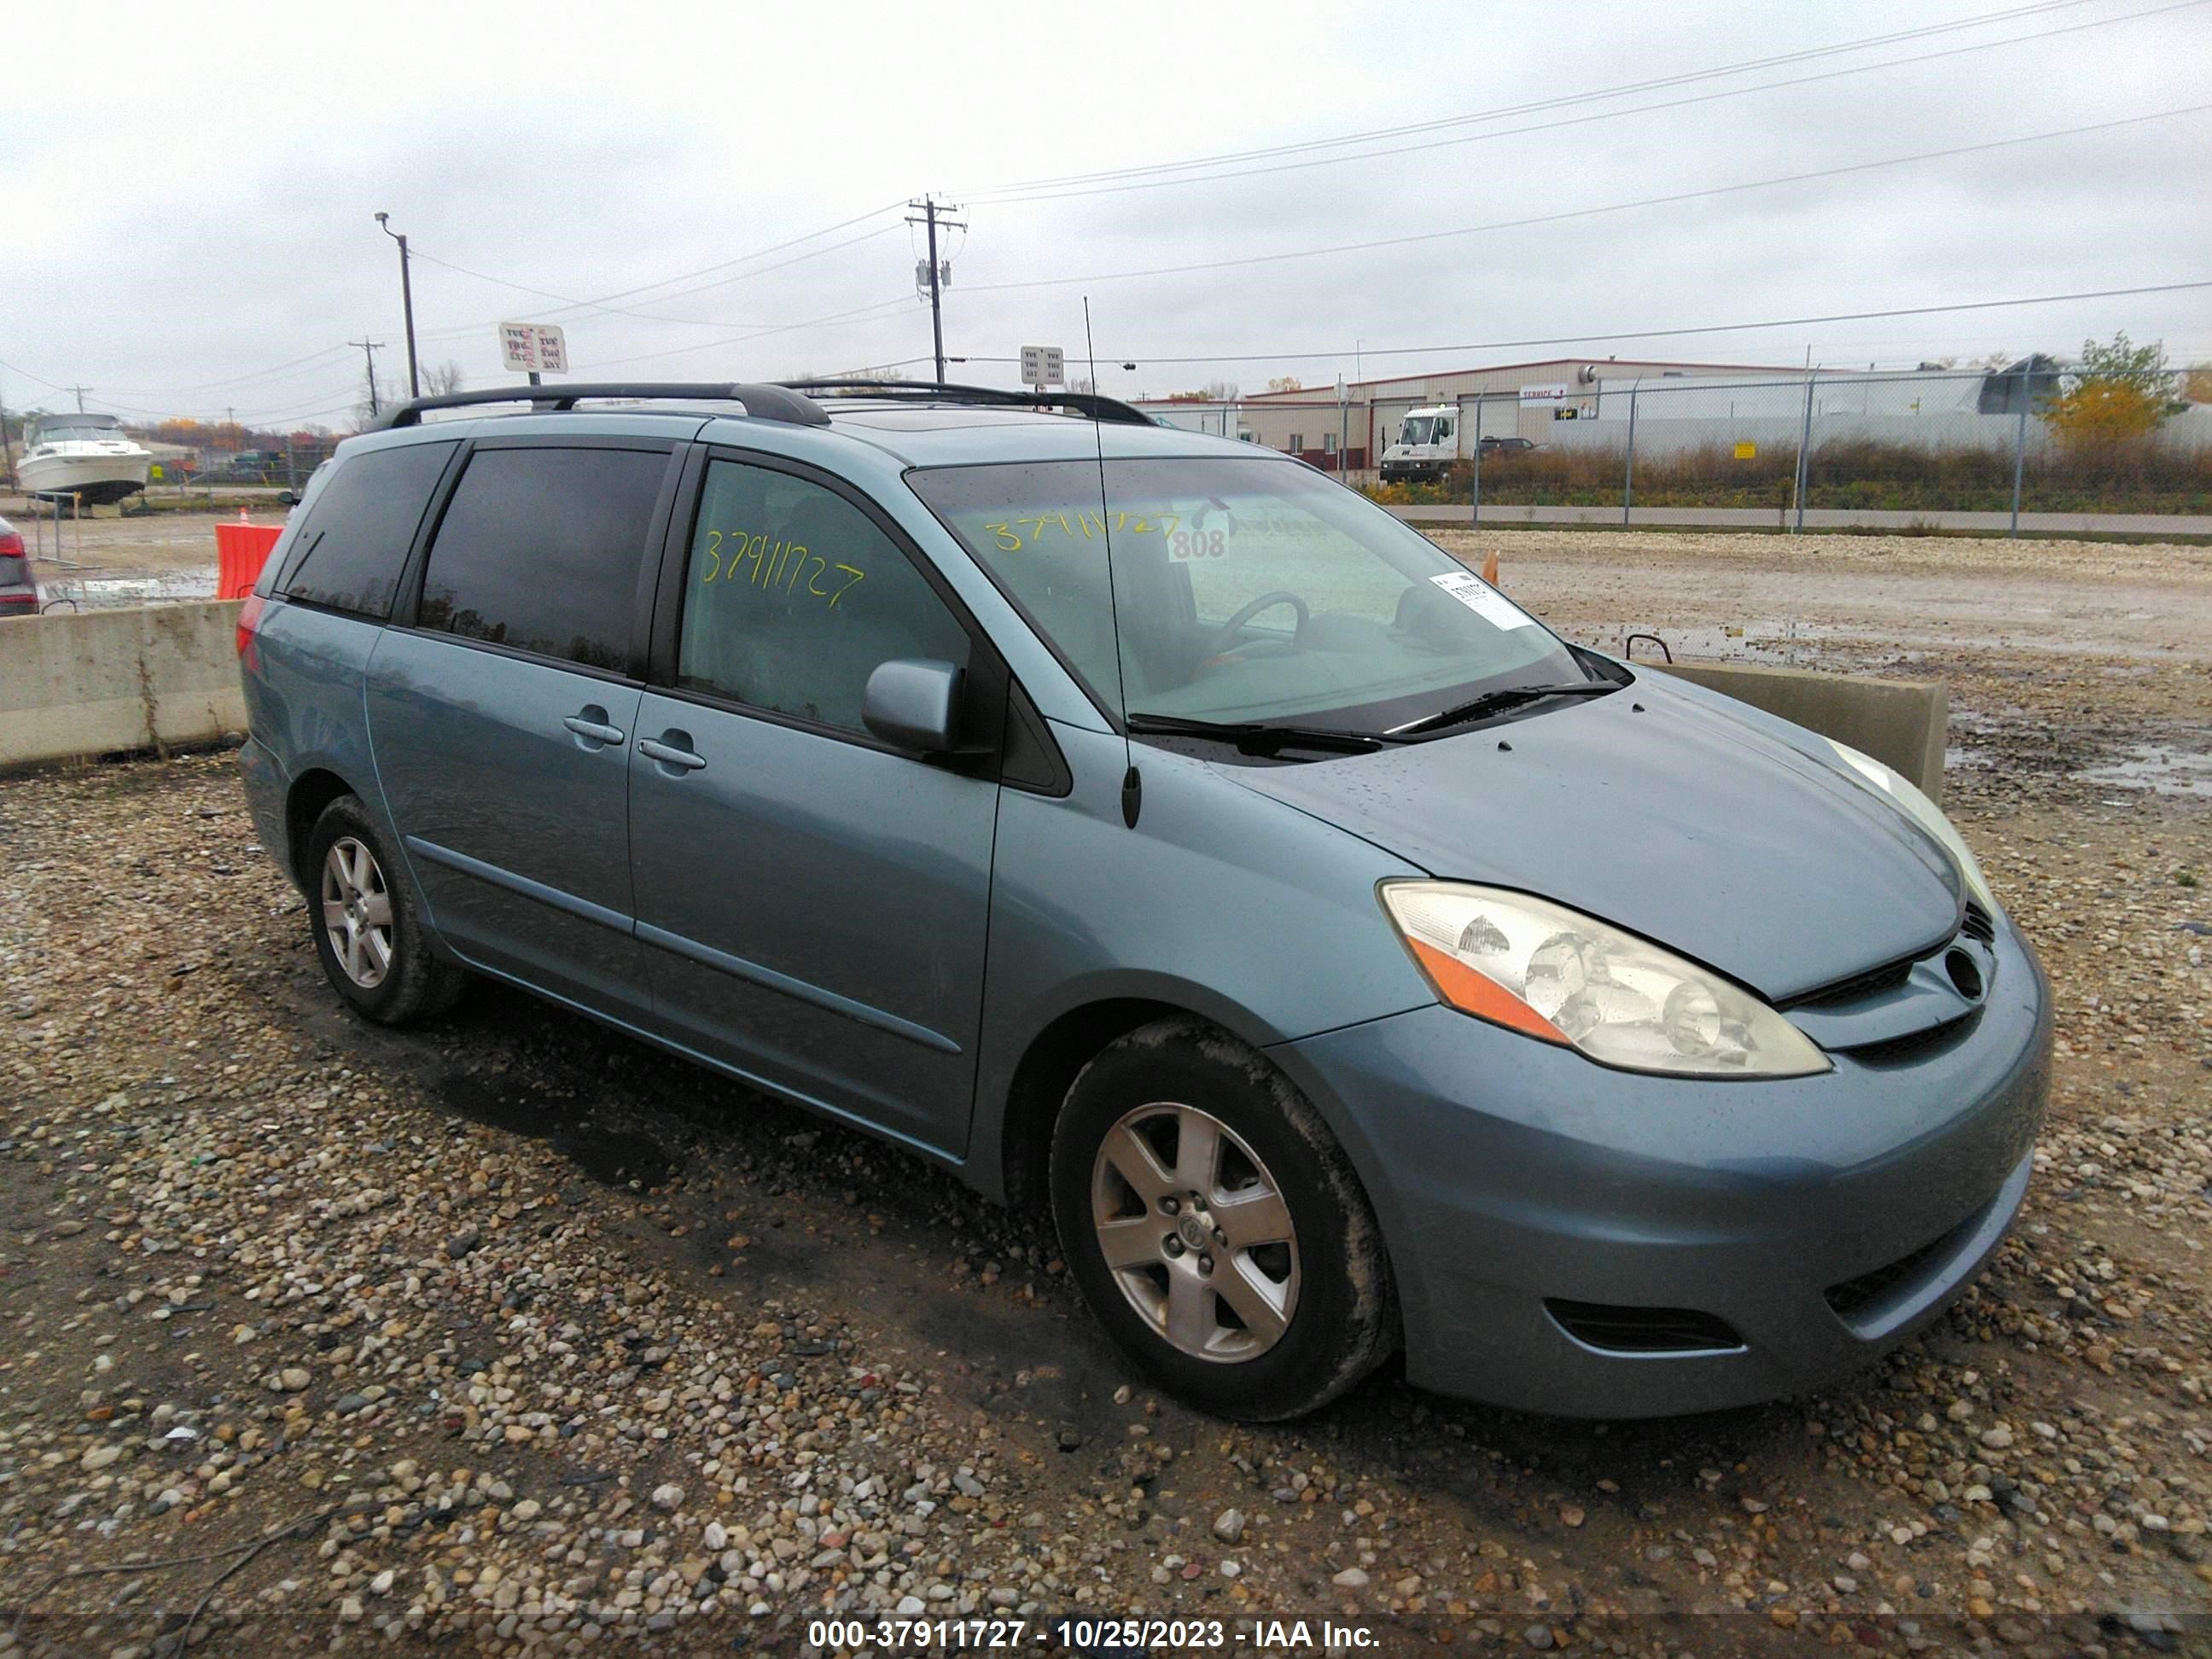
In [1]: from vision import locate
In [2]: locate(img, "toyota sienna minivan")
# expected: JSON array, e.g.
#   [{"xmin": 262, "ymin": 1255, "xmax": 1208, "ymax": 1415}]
[{"xmin": 237, "ymin": 381, "xmax": 2050, "ymax": 1421}]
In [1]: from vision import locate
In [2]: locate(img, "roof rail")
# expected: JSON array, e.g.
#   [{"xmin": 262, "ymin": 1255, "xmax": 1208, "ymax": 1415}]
[
  {"xmin": 777, "ymin": 379, "xmax": 1155, "ymax": 428},
  {"xmin": 370, "ymin": 381, "xmax": 830, "ymax": 431}
]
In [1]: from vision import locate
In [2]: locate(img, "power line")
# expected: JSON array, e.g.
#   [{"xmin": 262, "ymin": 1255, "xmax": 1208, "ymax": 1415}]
[
  {"xmin": 961, "ymin": 105, "xmax": 2212, "ymax": 294},
  {"xmin": 98, "ymin": 344, "xmax": 357, "ymax": 399},
  {"xmin": 970, "ymin": 0, "xmax": 2111, "ymax": 195},
  {"xmin": 0, "ymin": 357, "xmax": 69, "ymax": 393},
  {"xmin": 568, "ymin": 293, "xmax": 922, "ymax": 374},
  {"xmin": 410, "ymin": 209, "xmax": 911, "ymax": 341},
  {"xmin": 958, "ymin": 280, "xmax": 2212, "ymax": 371},
  {"xmin": 969, "ymin": 0, "xmax": 2208, "ymax": 205}
]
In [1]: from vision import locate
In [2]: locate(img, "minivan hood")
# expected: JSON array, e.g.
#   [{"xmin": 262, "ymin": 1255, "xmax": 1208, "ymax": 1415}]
[{"xmin": 1226, "ymin": 674, "xmax": 1962, "ymax": 1003}]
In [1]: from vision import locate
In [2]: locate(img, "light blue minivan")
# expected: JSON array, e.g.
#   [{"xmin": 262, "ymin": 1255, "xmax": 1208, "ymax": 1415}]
[{"xmin": 237, "ymin": 381, "xmax": 2049, "ymax": 1421}]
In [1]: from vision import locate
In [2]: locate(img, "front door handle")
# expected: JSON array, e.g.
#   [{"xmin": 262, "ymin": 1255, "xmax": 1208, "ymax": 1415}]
[
  {"xmin": 564, "ymin": 707, "xmax": 627, "ymax": 748},
  {"xmin": 638, "ymin": 735, "xmax": 707, "ymax": 772}
]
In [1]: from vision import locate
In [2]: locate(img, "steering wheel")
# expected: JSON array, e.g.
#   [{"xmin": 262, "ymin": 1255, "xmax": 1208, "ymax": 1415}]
[{"xmin": 1210, "ymin": 590, "xmax": 1309, "ymax": 655}]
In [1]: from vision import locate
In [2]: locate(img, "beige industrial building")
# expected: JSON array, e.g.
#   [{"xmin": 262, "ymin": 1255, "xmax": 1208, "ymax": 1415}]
[{"xmin": 1138, "ymin": 358, "xmax": 1796, "ymax": 470}]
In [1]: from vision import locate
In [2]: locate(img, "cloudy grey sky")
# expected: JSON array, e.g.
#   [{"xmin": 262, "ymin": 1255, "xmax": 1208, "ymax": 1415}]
[{"xmin": 3, "ymin": 0, "xmax": 2207, "ymax": 427}]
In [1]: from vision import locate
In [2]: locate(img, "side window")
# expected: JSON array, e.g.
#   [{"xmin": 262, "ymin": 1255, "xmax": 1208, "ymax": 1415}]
[
  {"xmin": 281, "ymin": 440, "xmax": 455, "ymax": 617},
  {"xmin": 677, "ymin": 460, "xmax": 970, "ymax": 733},
  {"xmin": 417, "ymin": 446, "xmax": 668, "ymax": 672}
]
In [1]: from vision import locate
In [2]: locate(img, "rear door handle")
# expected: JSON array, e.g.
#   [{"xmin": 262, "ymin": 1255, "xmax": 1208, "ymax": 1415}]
[
  {"xmin": 564, "ymin": 711, "xmax": 627, "ymax": 746},
  {"xmin": 638, "ymin": 736, "xmax": 707, "ymax": 772}
]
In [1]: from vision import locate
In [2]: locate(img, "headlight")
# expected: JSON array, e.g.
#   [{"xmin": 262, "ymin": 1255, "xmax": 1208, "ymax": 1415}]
[
  {"xmin": 1823, "ymin": 740, "xmax": 1997, "ymax": 915},
  {"xmin": 1379, "ymin": 882, "xmax": 1831, "ymax": 1079}
]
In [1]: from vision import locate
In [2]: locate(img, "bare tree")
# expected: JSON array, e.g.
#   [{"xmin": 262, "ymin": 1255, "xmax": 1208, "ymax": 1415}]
[{"xmin": 422, "ymin": 360, "xmax": 467, "ymax": 397}]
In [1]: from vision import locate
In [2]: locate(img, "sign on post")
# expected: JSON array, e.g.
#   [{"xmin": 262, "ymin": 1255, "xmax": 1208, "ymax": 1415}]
[
  {"xmin": 1019, "ymin": 346, "xmax": 1066, "ymax": 388},
  {"xmin": 499, "ymin": 323, "xmax": 569, "ymax": 376}
]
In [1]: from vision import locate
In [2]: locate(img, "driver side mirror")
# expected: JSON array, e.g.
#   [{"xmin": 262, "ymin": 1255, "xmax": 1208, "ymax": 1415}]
[{"xmin": 862, "ymin": 658, "xmax": 963, "ymax": 754}]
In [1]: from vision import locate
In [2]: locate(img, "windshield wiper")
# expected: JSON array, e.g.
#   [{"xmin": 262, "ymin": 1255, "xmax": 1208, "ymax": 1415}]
[
  {"xmin": 1385, "ymin": 680, "xmax": 1616, "ymax": 738},
  {"xmin": 1126, "ymin": 712, "xmax": 1388, "ymax": 755}
]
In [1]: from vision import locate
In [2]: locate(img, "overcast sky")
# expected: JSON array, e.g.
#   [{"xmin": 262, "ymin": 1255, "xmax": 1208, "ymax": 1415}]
[{"xmin": 3, "ymin": 0, "xmax": 2207, "ymax": 428}]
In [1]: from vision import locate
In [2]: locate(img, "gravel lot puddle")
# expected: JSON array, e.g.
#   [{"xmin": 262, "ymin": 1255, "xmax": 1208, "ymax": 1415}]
[
  {"xmin": 2078, "ymin": 742, "xmax": 2212, "ymax": 797},
  {"xmin": 430, "ymin": 1068, "xmax": 677, "ymax": 1189}
]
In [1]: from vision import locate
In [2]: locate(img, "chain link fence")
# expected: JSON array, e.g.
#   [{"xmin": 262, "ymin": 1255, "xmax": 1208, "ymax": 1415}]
[
  {"xmin": 139, "ymin": 436, "xmax": 339, "ymax": 504},
  {"xmin": 1155, "ymin": 368, "xmax": 2211, "ymax": 530}
]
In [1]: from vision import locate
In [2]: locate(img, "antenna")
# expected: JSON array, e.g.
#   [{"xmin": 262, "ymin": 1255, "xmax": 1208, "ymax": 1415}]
[{"xmin": 1084, "ymin": 297, "xmax": 1140, "ymax": 829}]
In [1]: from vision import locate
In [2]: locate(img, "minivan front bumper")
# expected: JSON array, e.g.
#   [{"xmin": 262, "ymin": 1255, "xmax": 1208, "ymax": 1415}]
[{"xmin": 1272, "ymin": 914, "xmax": 2052, "ymax": 1417}]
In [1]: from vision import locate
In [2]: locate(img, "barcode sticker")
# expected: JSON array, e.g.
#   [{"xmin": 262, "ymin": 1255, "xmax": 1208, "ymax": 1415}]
[{"xmin": 1430, "ymin": 570, "xmax": 1540, "ymax": 631}]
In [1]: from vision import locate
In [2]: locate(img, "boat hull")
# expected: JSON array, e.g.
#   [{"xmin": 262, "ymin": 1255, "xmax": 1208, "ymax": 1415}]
[{"xmin": 20, "ymin": 451, "xmax": 153, "ymax": 505}]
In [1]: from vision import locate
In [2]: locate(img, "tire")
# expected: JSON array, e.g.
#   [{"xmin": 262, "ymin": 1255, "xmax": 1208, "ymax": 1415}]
[
  {"xmin": 303, "ymin": 795, "xmax": 467, "ymax": 1025},
  {"xmin": 1050, "ymin": 1018, "xmax": 1396, "ymax": 1421}
]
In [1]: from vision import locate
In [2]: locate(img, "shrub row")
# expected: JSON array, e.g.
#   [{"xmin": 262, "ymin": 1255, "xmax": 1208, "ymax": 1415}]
[{"xmin": 1365, "ymin": 439, "xmax": 2211, "ymax": 515}]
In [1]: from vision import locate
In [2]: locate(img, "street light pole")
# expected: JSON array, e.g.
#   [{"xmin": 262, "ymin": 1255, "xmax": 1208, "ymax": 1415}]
[{"xmin": 375, "ymin": 212, "xmax": 421, "ymax": 400}]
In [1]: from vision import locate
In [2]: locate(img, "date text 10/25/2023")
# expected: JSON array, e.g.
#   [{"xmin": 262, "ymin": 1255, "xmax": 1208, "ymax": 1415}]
[{"xmin": 802, "ymin": 1615, "xmax": 1383, "ymax": 1651}]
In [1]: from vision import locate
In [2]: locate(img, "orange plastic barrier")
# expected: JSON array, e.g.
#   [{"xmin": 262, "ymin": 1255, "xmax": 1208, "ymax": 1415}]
[{"xmin": 215, "ymin": 522, "xmax": 284, "ymax": 599}]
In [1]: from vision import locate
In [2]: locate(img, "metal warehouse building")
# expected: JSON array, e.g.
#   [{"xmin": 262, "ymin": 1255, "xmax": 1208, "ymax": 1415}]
[{"xmin": 1137, "ymin": 358, "xmax": 1796, "ymax": 470}]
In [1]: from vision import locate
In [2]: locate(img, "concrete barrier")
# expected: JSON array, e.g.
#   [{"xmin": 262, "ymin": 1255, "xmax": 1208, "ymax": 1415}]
[
  {"xmin": 0, "ymin": 600, "xmax": 247, "ymax": 770},
  {"xmin": 1648, "ymin": 658, "xmax": 1947, "ymax": 800},
  {"xmin": 0, "ymin": 602, "xmax": 1947, "ymax": 811}
]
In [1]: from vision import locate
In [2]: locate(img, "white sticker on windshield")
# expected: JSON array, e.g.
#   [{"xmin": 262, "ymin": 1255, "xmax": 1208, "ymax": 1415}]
[{"xmin": 1430, "ymin": 570, "xmax": 1540, "ymax": 631}]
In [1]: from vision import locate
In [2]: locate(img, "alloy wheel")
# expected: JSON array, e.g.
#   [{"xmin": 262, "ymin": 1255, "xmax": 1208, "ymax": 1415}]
[
  {"xmin": 321, "ymin": 836, "xmax": 394, "ymax": 989},
  {"xmin": 1090, "ymin": 1101, "xmax": 1301, "ymax": 1363}
]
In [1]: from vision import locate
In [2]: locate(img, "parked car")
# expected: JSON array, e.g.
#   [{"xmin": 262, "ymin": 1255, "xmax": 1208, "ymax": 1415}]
[
  {"xmin": 0, "ymin": 516, "xmax": 38, "ymax": 617},
  {"xmin": 236, "ymin": 381, "xmax": 2050, "ymax": 1421},
  {"xmin": 1478, "ymin": 435, "xmax": 1539, "ymax": 457}
]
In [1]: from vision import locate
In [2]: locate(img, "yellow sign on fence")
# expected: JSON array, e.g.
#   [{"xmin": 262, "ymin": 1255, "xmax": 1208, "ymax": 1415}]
[{"xmin": 1733, "ymin": 442, "xmax": 1757, "ymax": 460}]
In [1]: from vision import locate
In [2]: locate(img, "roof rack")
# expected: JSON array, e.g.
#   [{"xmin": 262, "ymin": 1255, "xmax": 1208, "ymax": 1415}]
[
  {"xmin": 777, "ymin": 379, "xmax": 1155, "ymax": 428},
  {"xmin": 370, "ymin": 381, "xmax": 830, "ymax": 431}
]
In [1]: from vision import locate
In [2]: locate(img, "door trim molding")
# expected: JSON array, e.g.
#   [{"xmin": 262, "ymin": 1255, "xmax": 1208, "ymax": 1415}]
[
  {"xmin": 636, "ymin": 921, "xmax": 962, "ymax": 1055},
  {"xmin": 404, "ymin": 835, "xmax": 634, "ymax": 934}
]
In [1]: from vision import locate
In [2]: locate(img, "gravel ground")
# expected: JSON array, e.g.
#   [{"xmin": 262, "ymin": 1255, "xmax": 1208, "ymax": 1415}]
[{"xmin": 1, "ymin": 531, "xmax": 2209, "ymax": 1656}]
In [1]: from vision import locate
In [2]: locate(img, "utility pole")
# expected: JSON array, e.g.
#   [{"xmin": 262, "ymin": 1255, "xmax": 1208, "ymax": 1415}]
[
  {"xmin": 66, "ymin": 384, "xmax": 92, "ymax": 413},
  {"xmin": 375, "ymin": 213, "xmax": 421, "ymax": 399},
  {"xmin": 350, "ymin": 339, "xmax": 384, "ymax": 419},
  {"xmin": 905, "ymin": 197, "xmax": 965, "ymax": 382}
]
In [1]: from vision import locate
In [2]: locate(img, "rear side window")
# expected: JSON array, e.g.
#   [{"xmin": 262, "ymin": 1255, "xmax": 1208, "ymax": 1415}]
[
  {"xmin": 417, "ymin": 446, "xmax": 669, "ymax": 672},
  {"xmin": 282, "ymin": 441, "xmax": 456, "ymax": 617}
]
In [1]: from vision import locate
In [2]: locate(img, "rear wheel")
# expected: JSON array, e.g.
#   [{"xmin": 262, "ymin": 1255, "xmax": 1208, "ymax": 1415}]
[
  {"xmin": 304, "ymin": 795, "xmax": 466, "ymax": 1024},
  {"xmin": 1050, "ymin": 1019, "xmax": 1395, "ymax": 1420}
]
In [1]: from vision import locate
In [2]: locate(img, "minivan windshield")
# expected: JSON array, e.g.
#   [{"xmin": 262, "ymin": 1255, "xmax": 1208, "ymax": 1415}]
[{"xmin": 910, "ymin": 456, "xmax": 1593, "ymax": 735}]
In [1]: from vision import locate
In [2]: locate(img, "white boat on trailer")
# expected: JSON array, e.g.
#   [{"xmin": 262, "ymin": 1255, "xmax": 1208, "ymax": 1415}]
[{"xmin": 19, "ymin": 412, "xmax": 153, "ymax": 505}]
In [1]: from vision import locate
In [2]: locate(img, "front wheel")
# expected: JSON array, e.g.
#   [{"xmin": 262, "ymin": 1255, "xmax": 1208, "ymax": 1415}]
[{"xmin": 1050, "ymin": 1019, "xmax": 1396, "ymax": 1420}]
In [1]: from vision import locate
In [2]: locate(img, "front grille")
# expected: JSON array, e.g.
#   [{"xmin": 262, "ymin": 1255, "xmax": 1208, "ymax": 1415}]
[
  {"xmin": 1792, "ymin": 956, "xmax": 1913, "ymax": 1009},
  {"xmin": 1960, "ymin": 902, "xmax": 1996, "ymax": 946},
  {"xmin": 1843, "ymin": 1015, "xmax": 1977, "ymax": 1066},
  {"xmin": 1545, "ymin": 1300, "xmax": 1744, "ymax": 1354},
  {"xmin": 1825, "ymin": 1212, "xmax": 1978, "ymax": 1320}
]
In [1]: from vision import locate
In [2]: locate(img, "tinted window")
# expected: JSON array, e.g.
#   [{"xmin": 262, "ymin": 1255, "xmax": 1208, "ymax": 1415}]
[
  {"xmin": 418, "ymin": 446, "xmax": 668, "ymax": 672},
  {"xmin": 282, "ymin": 440, "xmax": 456, "ymax": 617},
  {"xmin": 677, "ymin": 460, "xmax": 969, "ymax": 732}
]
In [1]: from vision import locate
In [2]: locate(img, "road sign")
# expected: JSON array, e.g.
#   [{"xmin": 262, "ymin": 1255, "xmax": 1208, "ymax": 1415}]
[
  {"xmin": 1019, "ymin": 346, "xmax": 1066, "ymax": 388},
  {"xmin": 499, "ymin": 323, "xmax": 569, "ymax": 375}
]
